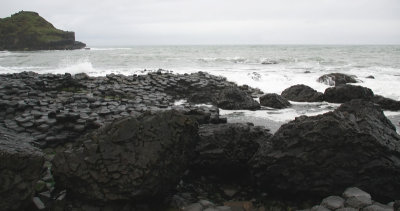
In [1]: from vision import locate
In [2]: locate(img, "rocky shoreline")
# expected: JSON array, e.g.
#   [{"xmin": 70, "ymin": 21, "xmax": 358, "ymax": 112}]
[{"xmin": 1, "ymin": 71, "xmax": 400, "ymax": 211}]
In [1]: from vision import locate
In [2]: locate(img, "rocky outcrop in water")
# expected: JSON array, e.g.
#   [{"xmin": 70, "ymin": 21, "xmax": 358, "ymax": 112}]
[
  {"xmin": 259, "ymin": 93, "xmax": 291, "ymax": 109},
  {"xmin": 281, "ymin": 84, "xmax": 324, "ymax": 102},
  {"xmin": 165, "ymin": 71, "xmax": 263, "ymax": 108},
  {"xmin": 323, "ymin": 83, "xmax": 400, "ymax": 111},
  {"xmin": 214, "ymin": 87, "xmax": 260, "ymax": 110},
  {"xmin": 0, "ymin": 126, "xmax": 44, "ymax": 210},
  {"xmin": 251, "ymin": 100, "xmax": 400, "ymax": 201},
  {"xmin": 324, "ymin": 84, "xmax": 374, "ymax": 103},
  {"xmin": 52, "ymin": 110, "xmax": 199, "ymax": 202},
  {"xmin": 318, "ymin": 73, "xmax": 358, "ymax": 86},
  {"xmin": 372, "ymin": 95, "xmax": 400, "ymax": 111},
  {"xmin": 0, "ymin": 11, "xmax": 86, "ymax": 50}
]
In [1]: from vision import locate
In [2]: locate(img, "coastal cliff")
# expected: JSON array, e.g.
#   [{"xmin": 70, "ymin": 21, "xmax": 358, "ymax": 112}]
[{"xmin": 0, "ymin": 11, "xmax": 86, "ymax": 51}]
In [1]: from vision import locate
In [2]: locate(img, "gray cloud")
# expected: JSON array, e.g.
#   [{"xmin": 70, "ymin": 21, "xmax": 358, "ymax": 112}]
[{"xmin": 1, "ymin": 0, "xmax": 400, "ymax": 45}]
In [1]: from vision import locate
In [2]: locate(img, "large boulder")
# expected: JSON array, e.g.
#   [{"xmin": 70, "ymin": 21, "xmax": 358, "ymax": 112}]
[
  {"xmin": 191, "ymin": 123, "xmax": 272, "ymax": 178},
  {"xmin": 214, "ymin": 87, "xmax": 260, "ymax": 110},
  {"xmin": 281, "ymin": 84, "xmax": 324, "ymax": 102},
  {"xmin": 324, "ymin": 85, "xmax": 374, "ymax": 103},
  {"xmin": 372, "ymin": 95, "xmax": 400, "ymax": 111},
  {"xmin": 250, "ymin": 100, "xmax": 400, "ymax": 201},
  {"xmin": 52, "ymin": 110, "xmax": 199, "ymax": 202},
  {"xmin": 0, "ymin": 126, "xmax": 44, "ymax": 210},
  {"xmin": 259, "ymin": 93, "xmax": 291, "ymax": 109},
  {"xmin": 317, "ymin": 73, "xmax": 358, "ymax": 86}
]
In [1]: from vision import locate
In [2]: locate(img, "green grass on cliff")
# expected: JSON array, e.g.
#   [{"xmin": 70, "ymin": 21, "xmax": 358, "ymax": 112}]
[{"xmin": 0, "ymin": 11, "xmax": 74, "ymax": 50}]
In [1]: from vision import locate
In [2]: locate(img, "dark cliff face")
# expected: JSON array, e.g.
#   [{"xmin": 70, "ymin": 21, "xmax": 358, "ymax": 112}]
[{"xmin": 0, "ymin": 11, "xmax": 86, "ymax": 51}]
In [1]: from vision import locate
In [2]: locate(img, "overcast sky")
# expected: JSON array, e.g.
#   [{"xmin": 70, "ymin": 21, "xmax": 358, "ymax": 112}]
[{"xmin": 1, "ymin": 0, "xmax": 400, "ymax": 46}]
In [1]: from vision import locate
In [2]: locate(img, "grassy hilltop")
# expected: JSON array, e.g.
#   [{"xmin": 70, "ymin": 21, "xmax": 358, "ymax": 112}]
[{"xmin": 0, "ymin": 11, "xmax": 86, "ymax": 51}]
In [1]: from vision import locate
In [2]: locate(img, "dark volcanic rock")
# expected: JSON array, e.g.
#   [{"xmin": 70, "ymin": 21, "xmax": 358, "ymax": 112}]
[
  {"xmin": 324, "ymin": 85, "xmax": 374, "ymax": 103},
  {"xmin": 188, "ymin": 92, "xmax": 214, "ymax": 104},
  {"xmin": 192, "ymin": 123, "xmax": 272, "ymax": 178},
  {"xmin": 372, "ymin": 95, "xmax": 400, "ymax": 111},
  {"xmin": 281, "ymin": 84, "xmax": 324, "ymax": 102},
  {"xmin": 259, "ymin": 93, "xmax": 291, "ymax": 109},
  {"xmin": 394, "ymin": 200, "xmax": 400, "ymax": 211},
  {"xmin": 261, "ymin": 60, "xmax": 278, "ymax": 65},
  {"xmin": 175, "ymin": 105, "xmax": 226, "ymax": 124},
  {"xmin": 214, "ymin": 87, "xmax": 260, "ymax": 110},
  {"xmin": 165, "ymin": 71, "xmax": 263, "ymax": 107},
  {"xmin": 0, "ymin": 71, "xmax": 264, "ymax": 147},
  {"xmin": 251, "ymin": 100, "xmax": 400, "ymax": 201},
  {"xmin": 317, "ymin": 73, "xmax": 358, "ymax": 86},
  {"xmin": 52, "ymin": 110, "xmax": 199, "ymax": 202},
  {"xmin": 0, "ymin": 126, "xmax": 44, "ymax": 210}
]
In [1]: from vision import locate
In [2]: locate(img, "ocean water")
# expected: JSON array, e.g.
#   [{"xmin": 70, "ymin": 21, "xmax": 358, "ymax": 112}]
[{"xmin": 1, "ymin": 45, "xmax": 400, "ymax": 132}]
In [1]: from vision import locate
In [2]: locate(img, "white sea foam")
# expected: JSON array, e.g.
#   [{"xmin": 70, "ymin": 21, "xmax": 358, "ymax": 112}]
[
  {"xmin": 196, "ymin": 67, "xmax": 330, "ymax": 94},
  {"xmin": 346, "ymin": 66, "xmax": 400, "ymax": 100},
  {"xmin": 173, "ymin": 99, "xmax": 187, "ymax": 106},
  {"xmin": 384, "ymin": 111, "xmax": 400, "ymax": 117},
  {"xmin": 46, "ymin": 61, "xmax": 99, "ymax": 76},
  {"xmin": 90, "ymin": 47, "xmax": 132, "ymax": 51},
  {"xmin": 1, "ymin": 46, "xmax": 399, "ymax": 126},
  {"xmin": 220, "ymin": 102, "xmax": 339, "ymax": 124},
  {"xmin": 0, "ymin": 65, "xmax": 44, "ymax": 74},
  {"xmin": 198, "ymin": 56, "xmax": 250, "ymax": 64}
]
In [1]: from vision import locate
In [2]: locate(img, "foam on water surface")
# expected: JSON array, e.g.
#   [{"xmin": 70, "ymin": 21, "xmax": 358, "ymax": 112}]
[
  {"xmin": 220, "ymin": 101, "xmax": 340, "ymax": 132},
  {"xmin": 1, "ymin": 46, "xmax": 399, "ymax": 131}
]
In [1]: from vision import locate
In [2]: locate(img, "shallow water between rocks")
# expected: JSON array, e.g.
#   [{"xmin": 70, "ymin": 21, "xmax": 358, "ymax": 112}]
[{"xmin": 220, "ymin": 101, "xmax": 400, "ymax": 134}]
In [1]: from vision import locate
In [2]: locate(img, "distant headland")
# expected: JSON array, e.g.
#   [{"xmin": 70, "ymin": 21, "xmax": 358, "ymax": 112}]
[{"xmin": 0, "ymin": 11, "xmax": 86, "ymax": 51}]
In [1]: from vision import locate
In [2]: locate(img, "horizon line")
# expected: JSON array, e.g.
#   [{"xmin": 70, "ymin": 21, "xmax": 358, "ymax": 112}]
[{"xmin": 88, "ymin": 43, "xmax": 400, "ymax": 47}]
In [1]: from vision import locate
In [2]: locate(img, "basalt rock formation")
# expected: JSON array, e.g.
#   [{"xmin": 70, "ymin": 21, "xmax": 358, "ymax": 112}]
[
  {"xmin": 251, "ymin": 100, "xmax": 400, "ymax": 201},
  {"xmin": 318, "ymin": 73, "xmax": 358, "ymax": 86},
  {"xmin": 52, "ymin": 110, "xmax": 199, "ymax": 202},
  {"xmin": 259, "ymin": 93, "xmax": 291, "ymax": 109},
  {"xmin": 0, "ymin": 126, "xmax": 44, "ymax": 210},
  {"xmin": 191, "ymin": 123, "xmax": 272, "ymax": 178},
  {"xmin": 372, "ymin": 95, "xmax": 400, "ymax": 111},
  {"xmin": 214, "ymin": 87, "xmax": 260, "ymax": 110},
  {"xmin": 324, "ymin": 84, "xmax": 374, "ymax": 103},
  {"xmin": 0, "ymin": 71, "xmax": 257, "ymax": 148},
  {"xmin": 281, "ymin": 84, "xmax": 324, "ymax": 102}
]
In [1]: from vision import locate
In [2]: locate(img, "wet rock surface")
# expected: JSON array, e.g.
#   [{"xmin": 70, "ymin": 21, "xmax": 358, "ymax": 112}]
[
  {"xmin": 251, "ymin": 100, "xmax": 400, "ymax": 201},
  {"xmin": 317, "ymin": 73, "xmax": 358, "ymax": 86},
  {"xmin": 324, "ymin": 84, "xmax": 374, "ymax": 103},
  {"xmin": 281, "ymin": 84, "xmax": 324, "ymax": 102},
  {"xmin": 0, "ymin": 126, "xmax": 44, "ymax": 210},
  {"xmin": 165, "ymin": 71, "xmax": 263, "ymax": 106},
  {"xmin": 214, "ymin": 87, "xmax": 260, "ymax": 110},
  {"xmin": 372, "ymin": 95, "xmax": 400, "ymax": 111},
  {"xmin": 259, "ymin": 93, "xmax": 291, "ymax": 109}
]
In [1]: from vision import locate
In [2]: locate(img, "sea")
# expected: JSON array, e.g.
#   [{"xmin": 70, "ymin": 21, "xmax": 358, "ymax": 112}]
[{"xmin": 1, "ymin": 45, "xmax": 399, "ymax": 132}]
